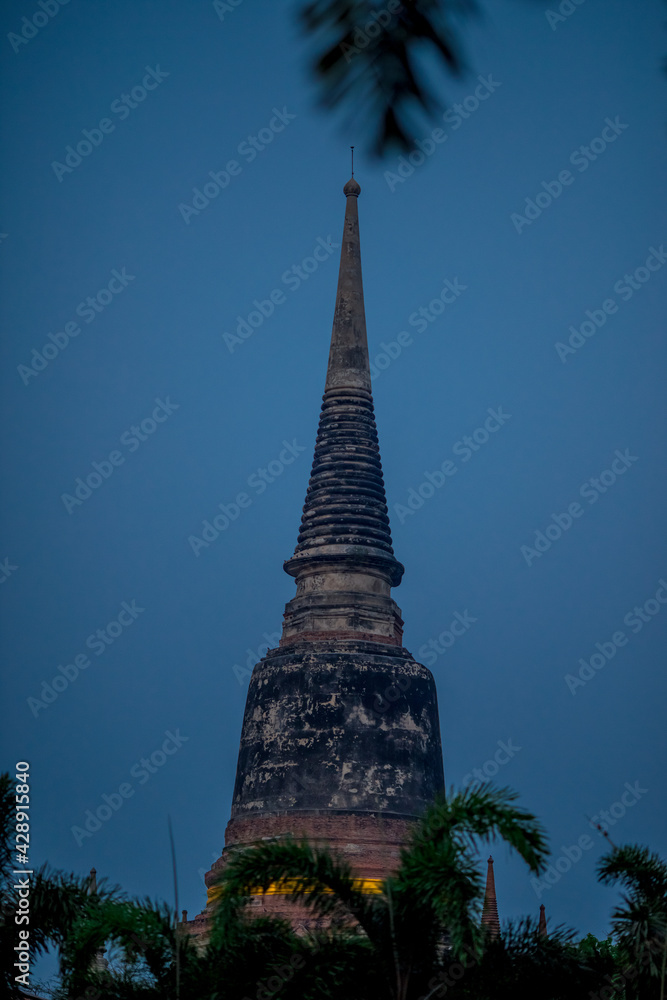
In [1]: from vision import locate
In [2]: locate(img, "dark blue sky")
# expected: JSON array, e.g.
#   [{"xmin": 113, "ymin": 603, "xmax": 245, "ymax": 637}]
[{"xmin": 1, "ymin": 0, "xmax": 666, "ymax": 969}]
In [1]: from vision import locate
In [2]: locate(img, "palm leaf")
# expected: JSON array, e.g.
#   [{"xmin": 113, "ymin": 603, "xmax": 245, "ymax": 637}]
[
  {"xmin": 215, "ymin": 837, "xmax": 380, "ymax": 939},
  {"xmin": 297, "ymin": 0, "xmax": 480, "ymax": 154}
]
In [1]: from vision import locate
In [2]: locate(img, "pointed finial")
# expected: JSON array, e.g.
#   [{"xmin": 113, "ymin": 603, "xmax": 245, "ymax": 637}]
[
  {"xmin": 343, "ymin": 146, "xmax": 360, "ymax": 197},
  {"xmin": 344, "ymin": 176, "xmax": 361, "ymax": 197}
]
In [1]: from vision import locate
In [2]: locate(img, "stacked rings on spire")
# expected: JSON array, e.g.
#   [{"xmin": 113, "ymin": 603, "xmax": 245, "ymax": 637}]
[{"xmin": 293, "ymin": 386, "xmax": 397, "ymax": 557}]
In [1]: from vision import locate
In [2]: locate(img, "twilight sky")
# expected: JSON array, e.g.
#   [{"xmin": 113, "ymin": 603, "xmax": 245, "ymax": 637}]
[{"xmin": 1, "ymin": 0, "xmax": 666, "ymax": 972}]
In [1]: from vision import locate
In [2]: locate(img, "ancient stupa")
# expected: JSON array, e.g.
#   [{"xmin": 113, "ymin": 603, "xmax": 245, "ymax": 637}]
[{"xmin": 191, "ymin": 175, "xmax": 445, "ymax": 932}]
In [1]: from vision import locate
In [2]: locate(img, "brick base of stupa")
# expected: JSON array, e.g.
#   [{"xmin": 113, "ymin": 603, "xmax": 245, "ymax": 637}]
[{"xmin": 188, "ymin": 811, "xmax": 415, "ymax": 939}]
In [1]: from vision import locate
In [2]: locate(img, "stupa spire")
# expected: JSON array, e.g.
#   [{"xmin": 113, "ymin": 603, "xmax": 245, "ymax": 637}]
[
  {"xmin": 282, "ymin": 179, "xmax": 404, "ymax": 645},
  {"xmin": 482, "ymin": 855, "xmax": 501, "ymax": 938},
  {"xmin": 324, "ymin": 175, "xmax": 368, "ymax": 392}
]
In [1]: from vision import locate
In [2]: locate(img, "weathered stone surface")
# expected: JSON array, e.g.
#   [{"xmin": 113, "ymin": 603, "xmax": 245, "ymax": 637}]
[
  {"xmin": 232, "ymin": 643, "xmax": 444, "ymax": 818},
  {"xmin": 280, "ymin": 588, "xmax": 404, "ymax": 646}
]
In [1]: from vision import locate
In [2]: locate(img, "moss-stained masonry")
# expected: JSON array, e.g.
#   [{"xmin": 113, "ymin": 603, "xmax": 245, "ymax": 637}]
[{"xmin": 234, "ymin": 645, "xmax": 443, "ymax": 817}]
